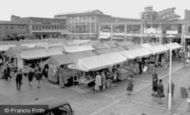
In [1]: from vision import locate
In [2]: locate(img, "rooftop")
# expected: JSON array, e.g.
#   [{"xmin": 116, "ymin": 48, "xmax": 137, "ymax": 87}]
[
  {"xmin": 54, "ymin": 9, "xmax": 111, "ymax": 17},
  {"xmin": 0, "ymin": 20, "xmax": 27, "ymax": 25}
]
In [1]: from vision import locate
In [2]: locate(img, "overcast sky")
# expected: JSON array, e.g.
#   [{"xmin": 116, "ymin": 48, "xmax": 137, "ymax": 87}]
[{"xmin": 0, "ymin": 0, "xmax": 189, "ymax": 20}]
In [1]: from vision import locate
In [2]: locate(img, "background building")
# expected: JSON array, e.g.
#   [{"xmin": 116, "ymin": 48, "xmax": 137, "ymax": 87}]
[
  {"xmin": 0, "ymin": 21, "xmax": 29, "ymax": 40},
  {"xmin": 54, "ymin": 10, "xmax": 114, "ymax": 40},
  {"xmin": 11, "ymin": 15, "xmax": 67, "ymax": 39}
]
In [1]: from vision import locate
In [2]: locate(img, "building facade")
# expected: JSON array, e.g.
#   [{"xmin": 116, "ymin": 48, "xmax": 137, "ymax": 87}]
[
  {"xmin": 11, "ymin": 15, "xmax": 67, "ymax": 39},
  {"xmin": 0, "ymin": 21, "xmax": 29, "ymax": 40},
  {"xmin": 54, "ymin": 10, "xmax": 114, "ymax": 39}
]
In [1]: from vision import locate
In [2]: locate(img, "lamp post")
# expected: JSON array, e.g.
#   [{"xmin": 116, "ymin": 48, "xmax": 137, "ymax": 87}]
[{"xmin": 167, "ymin": 34, "xmax": 173, "ymax": 111}]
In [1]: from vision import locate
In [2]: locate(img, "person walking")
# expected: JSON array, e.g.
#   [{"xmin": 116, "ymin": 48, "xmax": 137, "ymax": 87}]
[
  {"xmin": 167, "ymin": 81, "xmax": 175, "ymax": 103},
  {"xmin": 35, "ymin": 68, "xmax": 42, "ymax": 88},
  {"xmin": 157, "ymin": 79, "xmax": 165, "ymax": 104},
  {"xmin": 127, "ymin": 76, "xmax": 134, "ymax": 95},
  {"xmin": 152, "ymin": 73, "xmax": 158, "ymax": 99},
  {"xmin": 28, "ymin": 67, "xmax": 34, "ymax": 87},
  {"xmin": 95, "ymin": 73, "xmax": 102, "ymax": 92},
  {"xmin": 15, "ymin": 70, "xmax": 23, "ymax": 91}
]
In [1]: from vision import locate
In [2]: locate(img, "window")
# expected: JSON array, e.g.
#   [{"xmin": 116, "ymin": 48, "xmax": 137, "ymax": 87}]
[{"xmin": 188, "ymin": 26, "xmax": 190, "ymax": 33}]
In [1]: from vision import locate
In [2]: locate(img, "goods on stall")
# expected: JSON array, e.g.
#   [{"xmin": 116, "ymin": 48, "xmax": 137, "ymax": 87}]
[{"xmin": 118, "ymin": 68, "xmax": 128, "ymax": 80}]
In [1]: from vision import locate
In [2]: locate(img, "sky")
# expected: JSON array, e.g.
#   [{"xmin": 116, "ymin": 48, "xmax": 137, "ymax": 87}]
[{"xmin": 0, "ymin": 0, "xmax": 189, "ymax": 20}]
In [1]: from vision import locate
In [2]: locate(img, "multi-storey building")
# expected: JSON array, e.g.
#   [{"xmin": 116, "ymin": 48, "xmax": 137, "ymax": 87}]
[
  {"xmin": 54, "ymin": 10, "xmax": 114, "ymax": 39},
  {"xmin": 11, "ymin": 15, "xmax": 67, "ymax": 39},
  {"xmin": 0, "ymin": 21, "xmax": 29, "ymax": 40},
  {"xmin": 99, "ymin": 18, "xmax": 141, "ymax": 43}
]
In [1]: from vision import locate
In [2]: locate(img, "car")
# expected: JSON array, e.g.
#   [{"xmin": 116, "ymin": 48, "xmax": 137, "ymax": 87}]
[{"xmin": 28, "ymin": 97, "xmax": 74, "ymax": 115}]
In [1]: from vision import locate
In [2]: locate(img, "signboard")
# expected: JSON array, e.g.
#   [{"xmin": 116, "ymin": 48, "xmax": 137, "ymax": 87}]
[
  {"xmin": 166, "ymin": 30, "xmax": 178, "ymax": 34},
  {"xmin": 144, "ymin": 28, "xmax": 162, "ymax": 34}
]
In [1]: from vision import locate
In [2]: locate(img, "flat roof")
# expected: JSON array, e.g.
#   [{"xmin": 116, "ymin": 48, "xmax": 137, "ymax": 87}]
[{"xmin": 0, "ymin": 20, "xmax": 28, "ymax": 25}]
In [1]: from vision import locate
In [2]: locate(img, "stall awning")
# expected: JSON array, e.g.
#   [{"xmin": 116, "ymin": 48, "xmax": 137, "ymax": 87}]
[
  {"xmin": 165, "ymin": 43, "xmax": 181, "ymax": 50},
  {"xmin": 20, "ymin": 47, "xmax": 63, "ymax": 60},
  {"xmin": 47, "ymin": 54, "xmax": 73, "ymax": 66},
  {"xmin": 66, "ymin": 40, "xmax": 90, "ymax": 45},
  {"xmin": 63, "ymin": 45, "xmax": 94, "ymax": 53},
  {"xmin": 67, "ymin": 51, "xmax": 96, "ymax": 62},
  {"xmin": 94, "ymin": 47, "xmax": 126, "ymax": 55},
  {"xmin": 120, "ymin": 47, "xmax": 152, "ymax": 59},
  {"xmin": 72, "ymin": 52, "xmax": 127, "ymax": 71},
  {"xmin": 21, "ymin": 42, "xmax": 48, "ymax": 48},
  {"xmin": 142, "ymin": 43, "xmax": 168, "ymax": 54},
  {"xmin": 0, "ymin": 45, "xmax": 16, "ymax": 51}
]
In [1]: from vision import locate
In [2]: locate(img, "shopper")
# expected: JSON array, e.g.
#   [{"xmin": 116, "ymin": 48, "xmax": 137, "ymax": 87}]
[
  {"xmin": 152, "ymin": 73, "xmax": 158, "ymax": 98},
  {"xmin": 15, "ymin": 70, "xmax": 23, "ymax": 91},
  {"xmin": 35, "ymin": 68, "xmax": 42, "ymax": 88},
  {"xmin": 157, "ymin": 79, "xmax": 165, "ymax": 104},
  {"xmin": 167, "ymin": 81, "xmax": 175, "ymax": 102},
  {"xmin": 126, "ymin": 76, "xmax": 133, "ymax": 95},
  {"xmin": 28, "ymin": 67, "xmax": 34, "ymax": 87},
  {"xmin": 95, "ymin": 72, "xmax": 102, "ymax": 92}
]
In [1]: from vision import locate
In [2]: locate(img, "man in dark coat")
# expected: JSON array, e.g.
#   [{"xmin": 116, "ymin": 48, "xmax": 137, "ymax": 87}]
[
  {"xmin": 35, "ymin": 68, "xmax": 42, "ymax": 88},
  {"xmin": 16, "ymin": 70, "xmax": 23, "ymax": 91},
  {"xmin": 28, "ymin": 68, "xmax": 34, "ymax": 87},
  {"xmin": 152, "ymin": 73, "xmax": 158, "ymax": 97},
  {"xmin": 157, "ymin": 79, "xmax": 165, "ymax": 104}
]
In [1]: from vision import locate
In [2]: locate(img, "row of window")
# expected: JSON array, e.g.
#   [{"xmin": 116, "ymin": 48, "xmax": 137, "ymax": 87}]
[
  {"xmin": 0, "ymin": 25, "xmax": 27, "ymax": 30},
  {"xmin": 68, "ymin": 16, "xmax": 96, "ymax": 23},
  {"xmin": 32, "ymin": 25, "xmax": 66, "ymax": 30}
]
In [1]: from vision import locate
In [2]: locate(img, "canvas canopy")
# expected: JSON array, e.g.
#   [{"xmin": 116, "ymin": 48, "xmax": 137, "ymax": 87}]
[
  {"xmin": 165, "ymin": 43, "xmax": 181, "ymax": 50},
  {"xmin": 21, "ymin": 42, "xmax": 47, "ymax": 48},
  {"xmin": 72, "ymin": 52, "xmax": 126, "ymax": 71},
  {"xmin": 94, "ymin": 47, "xmax": 126, "ymax": 55},
  {"xmin": 0, "ymin": 45, "xmax": 16, "ymax": 51},
  {"xmin": 47, "ymin": 54, "xmax": 73, "ymax": 66},
  {"xmin": 142, "ymin": 43, "xmax": 168, "ymax": 54},
  {"xmin": 20, "ymin": 47, "xmax": 63, "ymax": 60},
  {"xmin": 66, "ymin": 40, "xmax": 90, "ymax": 45},
  {"xmin": 48, "ymin": 51, "xmax": 96, "ymax": 66},
  {"xmin": 63, "ymin": 45, "xmax": 94, "ymax": 53},
  {"xmin": 120, "ymin": 47, "xmax": 152, "ymax": 59}
]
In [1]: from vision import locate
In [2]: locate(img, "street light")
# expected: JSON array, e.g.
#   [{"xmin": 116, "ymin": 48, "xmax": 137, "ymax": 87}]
[{"xmin": 167, "ymin": 34, "xmax": 174, "ymax": 111}]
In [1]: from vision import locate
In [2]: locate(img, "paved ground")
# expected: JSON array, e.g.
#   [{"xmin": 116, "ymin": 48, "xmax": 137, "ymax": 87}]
[{"xmin": 0, "ymin": 60, "xmax": 190, "ymax": 115}]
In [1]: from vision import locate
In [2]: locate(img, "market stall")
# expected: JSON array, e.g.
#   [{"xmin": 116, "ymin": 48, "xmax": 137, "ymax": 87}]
[
  {"xmin": 94, "ymin": 47, "xmax": 126, "ymax": 55},
  {"xmin": 63, "ymin": 45, "xmax": 94, "ymax": 53},
  {"xmin": 47, "ymin": 51, "xmax": 96, "ymax": 86}
]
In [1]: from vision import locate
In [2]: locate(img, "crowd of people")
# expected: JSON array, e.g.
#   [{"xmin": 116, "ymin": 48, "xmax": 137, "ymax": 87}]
[{"xmin": 0, "ymin": 54, "xmax": 49, "ymax": 91}]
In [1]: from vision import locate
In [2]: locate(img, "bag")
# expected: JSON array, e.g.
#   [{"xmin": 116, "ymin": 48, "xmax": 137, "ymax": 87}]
[{"xmin": 143, "ymin": 66, "xmax": 148, "ymax": 72}]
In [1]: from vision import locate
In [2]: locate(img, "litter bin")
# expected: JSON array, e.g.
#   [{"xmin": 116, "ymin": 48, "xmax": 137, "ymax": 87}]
[{"xmin": 180, "ymin": 87, "xmax": 188, "ymax": 99}]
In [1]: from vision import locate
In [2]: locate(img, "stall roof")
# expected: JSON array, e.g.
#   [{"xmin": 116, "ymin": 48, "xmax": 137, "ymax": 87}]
[
  {"xmin": 67, "ymin": 51, "xmax": 96, "ymax": 62},
  {"xmin": 90, "ymin": 41, "xmax": 107, "ymax": 49},
  {"xmin": 94, "ymin": 47, "xmax": 126, "ymax": 55},
  {"xmin": 165, "ymin": 42, "xmax": 181, "ymax": 50},
  {"xmin": 21, "ymin": 42, "xmax": 48, "ymax": 48},
  {"xmin": 48, "ymin": 54, "xmax": 73, "ymax": 66},
  {"xmin": 63, "ymin": 45, "xmax": 94, "ymax": 53},
  {"xmin": 48, "ymin": 51, "xmax": 96, "ymax": 66},
  {"xmin": 0, "ymin": 45, "xmax": 16, "ymax": 52},
  {"xmin": 115, "ymin": 41, "xmax": 134, "ymax": 47},
  {"xmin": 5, "ymin": 46, "xmax": 45, "ymax": 58},
  {"xmin": 20, "ymin": 47, "xmax": 63, "ymax": 60},
  {"xmin": 103, "ymin": 41, "xmax": 117, "ymax": 48},
  {"xmin": 120, "ymin": 47, "xmax": 152, "ymax": 59},
  {"xmin": 73, "ymin": 52, "xmax": 126, "ymax": 71},
  {"xmin": 66, "ymin": 40, "xmax": 90, "ymax": 45},
  {"xmin": 141, "ymin": 43, "xmax": 168, "ymax": 54}
]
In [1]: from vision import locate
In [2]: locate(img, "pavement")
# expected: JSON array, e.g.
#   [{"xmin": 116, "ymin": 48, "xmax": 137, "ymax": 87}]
[{"xmin": 0, "ymin": 60, "xmax": 190, "ymax": 115}]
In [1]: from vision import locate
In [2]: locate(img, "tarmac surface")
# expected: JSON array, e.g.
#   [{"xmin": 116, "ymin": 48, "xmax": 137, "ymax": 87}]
[{"xmin": 0, "ymin": 60, "xmax": 190, "ymax": 115}]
